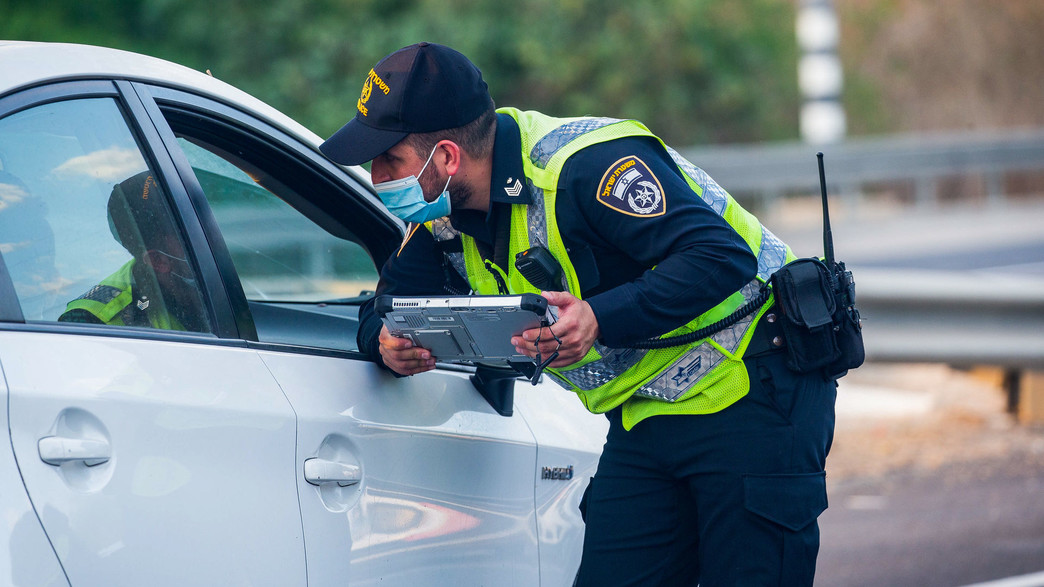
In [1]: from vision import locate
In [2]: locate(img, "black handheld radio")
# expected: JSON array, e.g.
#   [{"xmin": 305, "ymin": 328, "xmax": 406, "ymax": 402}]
[
  {"xmin": 769, "ymin": 153, "xmax": 864, "ymax": 378},
  {"xmin": 817, "ymin": 152, "xmax": 865, "ymax": 377},
  {"xmin": 818, "ymin": 152, "xmax": 855, "ymax": 310},
  {"xmin": 515, "ymin": 247, "xmax": 563, "ymax": 292}
]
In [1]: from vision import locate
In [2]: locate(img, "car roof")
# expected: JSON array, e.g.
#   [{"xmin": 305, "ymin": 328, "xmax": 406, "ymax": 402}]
[{"xmin": 0, "ymin": 41, "xmax": 368, "ymax": 182}]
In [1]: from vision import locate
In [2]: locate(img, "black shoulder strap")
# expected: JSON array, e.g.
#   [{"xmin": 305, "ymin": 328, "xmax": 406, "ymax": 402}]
[
  {"xmin": 492, "ymin": 202, "xmax": 512, "ymax": 271},
  {"xmin": 474, "ymin": 202, "xmax": 512, "ymax": 270}
]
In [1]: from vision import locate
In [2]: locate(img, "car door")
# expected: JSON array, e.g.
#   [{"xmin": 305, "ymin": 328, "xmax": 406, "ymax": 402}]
[
  {"xmin": 141, "ymin": 84, "xmax": 543, "ymax": 585},
  {"xmin": 0, "ymin": 365, "xmax": 67, "ymax": 586},
  {"xmin": 0, "ymin": 83, "xmax": 308, "ymax": 585}
]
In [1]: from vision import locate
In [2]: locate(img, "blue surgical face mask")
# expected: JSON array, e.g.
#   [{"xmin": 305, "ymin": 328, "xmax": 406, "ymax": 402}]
[
  {"xmin": 145, "ymin": 249, "xmax": 197, "ymax": 287},
  {"xmin": 373, "ymin": 146, "xmax": 452, "ymax": 223}
]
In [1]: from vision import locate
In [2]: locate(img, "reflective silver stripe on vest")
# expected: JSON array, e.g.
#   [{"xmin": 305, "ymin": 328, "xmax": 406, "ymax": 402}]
[
  {"xmin": 525, "ymin": 179, "xmax": 549, "ymax": 248},
  {"xmin": 550, "ymin": 343, "xmax": 651, "ymax": 391},
  {"xmin": 530, "ymin": 118, "xmax": 622, "ymax": 169},
  {"xmin": 633, "ymin": 279, "xmax": 761, "ymax": 401},
  {"xmin": 430, "ymin": 217, "xmax": 469, "ymax": 284},
  {"xmin": 665, "ymin": 146, "xmax": 729, "ymax": 215},
  {"xmin": 666, "ymin": 146, "xmax": 790, "ymax": 281},
  {"xmin": 756, "ymin": 227, "xmax": 789, "ymax": 281},
  {"xmin": 75, "ymin": 284, "xmax": 123, "ymax": 304},
  {"xmin": 523, "ymin": 180, "xmax": 571, "ymax": 291},
  {"xmin": 553, "ymin": 279, "xmax": 762, "ymax": 400}
]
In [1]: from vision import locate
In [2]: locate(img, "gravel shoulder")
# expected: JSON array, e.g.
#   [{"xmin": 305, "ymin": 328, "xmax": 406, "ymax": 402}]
[
  {"xmin": 819, "ymin": 364, "xmax": 1044, "ymax": 586},
  {"xmin": 827, "ymin": 363, "xmax": 1044, "ymax": 484}
]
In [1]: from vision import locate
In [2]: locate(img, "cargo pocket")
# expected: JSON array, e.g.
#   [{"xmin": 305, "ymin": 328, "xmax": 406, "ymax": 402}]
[{"xmin": 743, "ymin": 471, "xmax": 827, "ymax": 531}]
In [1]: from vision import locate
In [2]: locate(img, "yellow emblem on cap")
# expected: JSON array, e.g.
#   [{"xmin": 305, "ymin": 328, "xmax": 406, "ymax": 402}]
[
  {"xmin": 358, "ymin": 78, "xmax": 373, "ymax": 116},
  {"xmin": 357, "ymin": 77, "xmax": 373, "ymax": 116},
  {"xmin": 357, "ymin": 68, "xmax": 391, "ymax": 117},
  {"xmin": 141, "ymin": 175, "xmax": 155, "ymax": 200}
]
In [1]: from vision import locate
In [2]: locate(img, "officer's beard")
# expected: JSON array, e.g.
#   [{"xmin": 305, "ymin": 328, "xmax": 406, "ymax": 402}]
[{"xmin": 420, "ymin": 168, "xmax": 474, "ymax": 211}]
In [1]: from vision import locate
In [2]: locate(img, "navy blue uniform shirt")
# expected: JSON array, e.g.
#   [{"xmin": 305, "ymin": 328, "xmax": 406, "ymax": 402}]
[{"xmin": 357, "ymin": 114, "xmax": 756, "ymax": 363}]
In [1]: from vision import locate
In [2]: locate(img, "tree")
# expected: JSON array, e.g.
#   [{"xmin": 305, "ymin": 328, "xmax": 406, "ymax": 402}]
[{"xmin": 2, "ymin": 0, "xmax": 801, "ymax": 145}]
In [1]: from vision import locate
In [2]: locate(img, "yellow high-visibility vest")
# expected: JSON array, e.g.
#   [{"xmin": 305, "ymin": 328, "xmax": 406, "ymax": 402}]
[
  {"xmin": 62, "ymin": 260, "xmax": 181, "ymax": 330},
  {"xmin": 456, "ymin": 108, "xmax": 796, "ymax": 429}
]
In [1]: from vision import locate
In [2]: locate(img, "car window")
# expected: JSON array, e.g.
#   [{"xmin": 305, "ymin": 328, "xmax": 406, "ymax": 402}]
[
  {"xmin": 0, "ymin": 98, "xmax": 212, "ymax": 333},
  {"xmin": 174, "ymin": 136, "xmax": 379, "ymax": 302}
]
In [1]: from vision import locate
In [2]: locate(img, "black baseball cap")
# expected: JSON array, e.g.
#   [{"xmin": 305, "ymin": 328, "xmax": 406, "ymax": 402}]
[
  {"xmin": 320, "ymin": 42, "xmax": 494, "ymax": 166},
  {"xmin": 108, "ymin": 171, "xmax": 165, "ymax": 258}
]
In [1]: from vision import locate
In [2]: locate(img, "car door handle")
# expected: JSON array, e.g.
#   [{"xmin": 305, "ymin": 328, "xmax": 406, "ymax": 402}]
[
  {"xmin": 38, "ymin": 436, "xmax": 111, "ymax": 466},
  {"xmin": 304, "ymin": 457, "xmax": 361, "ymax": 487}
]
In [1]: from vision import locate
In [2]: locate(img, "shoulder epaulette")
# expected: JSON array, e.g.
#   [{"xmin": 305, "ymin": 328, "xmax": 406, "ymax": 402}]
[{"xmin": 75, "ymin": 284, "xmax": 124, "ymax": 305}]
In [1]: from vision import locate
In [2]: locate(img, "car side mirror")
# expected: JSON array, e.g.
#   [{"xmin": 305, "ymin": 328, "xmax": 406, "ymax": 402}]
[{"xmin": 470, "ymin": 365, "xmax": 518, "ymax": 417}]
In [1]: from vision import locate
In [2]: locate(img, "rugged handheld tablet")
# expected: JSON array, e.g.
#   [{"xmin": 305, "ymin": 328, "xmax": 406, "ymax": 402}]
[{"xmin": 375, "ymin": 294, "xmax": 555, "ymax": 363}]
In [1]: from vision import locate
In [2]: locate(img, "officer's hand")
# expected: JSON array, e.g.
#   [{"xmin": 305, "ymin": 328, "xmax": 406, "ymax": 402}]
[
  {"xmin": 512, "ymin": 290, "xmax": 600, "ymax": 368},
  {"xmin": 378, "ymin": 325, "xmax": 436, "ymax": 376}
]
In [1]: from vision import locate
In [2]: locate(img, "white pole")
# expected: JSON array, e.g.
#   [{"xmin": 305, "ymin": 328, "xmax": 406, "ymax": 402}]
[{"xmin": 797, "ymin": 0, "xmax": 846, "ymax": 144}]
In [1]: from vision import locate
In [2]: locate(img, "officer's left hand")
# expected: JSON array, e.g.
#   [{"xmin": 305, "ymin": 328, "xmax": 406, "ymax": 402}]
[{"xmin": 512, "ymin": 290, "xmax": 600, "ymax": 368}]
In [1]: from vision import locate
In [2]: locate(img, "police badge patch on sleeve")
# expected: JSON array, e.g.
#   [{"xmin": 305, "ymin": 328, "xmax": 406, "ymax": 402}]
[{"xmin": 596, "ymin": 156, "xmax": 666, "ymax": 217}]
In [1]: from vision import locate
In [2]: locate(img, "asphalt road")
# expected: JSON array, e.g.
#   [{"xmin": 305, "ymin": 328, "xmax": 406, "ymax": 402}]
[{"xmin": 816, "ymin": 456, "xmax": 1044, "ymax": 586}]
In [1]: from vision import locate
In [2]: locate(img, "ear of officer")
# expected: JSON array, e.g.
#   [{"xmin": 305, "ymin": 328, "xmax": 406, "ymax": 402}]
[{"xmin": 428, "ymin": 138, "xmax": 491, "ymax": 213}]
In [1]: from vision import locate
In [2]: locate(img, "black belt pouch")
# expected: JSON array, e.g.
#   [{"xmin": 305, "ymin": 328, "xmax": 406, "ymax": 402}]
[{"xmin": 771, "ymin": 259, "xmax": 841, "ymax": 373}]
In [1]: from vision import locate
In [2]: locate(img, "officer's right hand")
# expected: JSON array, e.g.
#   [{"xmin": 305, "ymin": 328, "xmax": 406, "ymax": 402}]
[{"xmin": 378, "ymin": 325, "xmax": 436, "ymax": 376}]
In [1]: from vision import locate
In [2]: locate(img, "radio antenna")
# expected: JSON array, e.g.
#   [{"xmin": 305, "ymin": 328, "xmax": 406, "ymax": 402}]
[{"xmin": 817, "ymin": 152, "xmax": 835, "ymax": 267}]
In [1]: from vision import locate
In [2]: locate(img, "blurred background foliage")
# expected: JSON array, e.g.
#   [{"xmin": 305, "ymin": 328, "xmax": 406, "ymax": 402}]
[{"xmin": 2, "ymin": 0, "xmax": 1042, "ymax": 146}]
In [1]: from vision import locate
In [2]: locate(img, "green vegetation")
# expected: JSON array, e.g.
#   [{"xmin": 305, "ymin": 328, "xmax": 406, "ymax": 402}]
[
  {"xmin": 1, "ymin": 0, "xmax": 800, "ymax": 145},
  {"xmin": 6, "ymin": 1, "xmax": 1042, "ymax": 143}
]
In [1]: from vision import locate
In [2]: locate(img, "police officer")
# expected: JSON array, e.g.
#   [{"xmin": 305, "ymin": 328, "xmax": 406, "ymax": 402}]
[
  {"xmin": 322, "ymin": 42, "xmax": 836, "ymax": 586},
  {"xmin": 59, "ymin": 171, "xmax": 206, "ymax": 331}
]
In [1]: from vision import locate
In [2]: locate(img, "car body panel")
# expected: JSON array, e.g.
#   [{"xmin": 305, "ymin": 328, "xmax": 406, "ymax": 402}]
[
  {"xmin": 1, "ymin": 331, "xmax": 307, "ymax": 586},
  {"xmin": 0, "ymin": 357, "xmax": 69, "ymax": 587},
  {"xmin": 0, "ymin": 40, "xmax": 610, "ymax": 586},
  {"xmin": 0, "ymin": 42, "xmax": 320, "ymax": 167},
  {"xmin": 514, "ymin": 383, "xmax": 609, "ymax": 584},
  {"xmin": 257, "ymin": 350, "xmax": 541, "ymax": 586}
]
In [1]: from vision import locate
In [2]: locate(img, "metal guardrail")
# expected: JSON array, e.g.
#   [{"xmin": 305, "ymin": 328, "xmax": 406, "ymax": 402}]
[
  {"xmin": 679, "ymin": 128, "xmax": 1044, "ymax": 386},
  {"xmin": 680, "ymin": 126, "xmax": 1044, "ymax": 210},
  {"xmin": 854, "ymin": 269, "xmax": 1044, "ymax": 369}
]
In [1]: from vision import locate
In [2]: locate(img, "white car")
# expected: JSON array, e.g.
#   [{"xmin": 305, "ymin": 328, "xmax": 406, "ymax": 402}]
[{"xmin": 0, "ymin": 41, "xmax": 607, "ymax": 586}]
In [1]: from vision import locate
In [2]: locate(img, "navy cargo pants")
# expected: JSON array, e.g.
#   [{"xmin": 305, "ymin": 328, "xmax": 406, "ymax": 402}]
[{"xmin": 575, "ymin": 346, "xmax": 836, "ymax": 586}]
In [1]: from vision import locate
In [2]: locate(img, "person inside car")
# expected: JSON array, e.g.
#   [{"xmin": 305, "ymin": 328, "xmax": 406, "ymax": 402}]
[{"xmin": 59, "ymin": 171, "xmax": 208, "ymax": 332}]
